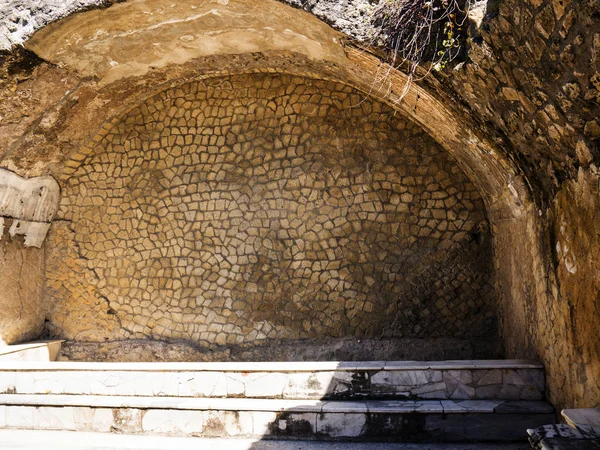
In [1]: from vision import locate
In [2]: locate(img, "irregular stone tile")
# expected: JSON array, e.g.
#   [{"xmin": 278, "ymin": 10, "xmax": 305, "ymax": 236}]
[
  {"xmin": 475, "ymin": 384, "xmax": 504, "ymax": 399},
  {"xmin": 111, "ymin": 407, "xmax": 142, "ymax": 433},
  {"xmin": 498, "ymin": 384, "xmax": 523, "ymax": 399},
  {"xmin": 0, "ymin": 372, "xmax": 17, "ymax": 393},
  {"xmin": 448, "ymin": 383, "xmax": 476, "ymax": 400},
  {"xmin": 317, "ymin": 412, "xmax": 366, "ymax": 437},
  {"xmin": 411, "ymin": 381, "xmax": 447, "ymax": 396},
  {"xmin": 142, "ymin": 409, "xmax": 203, "ymax": 435},
  {"xmin": 185, "ymin": 372, "xmax": 227, "ymax": 397},
  {"xmin": 46, "ymin": 72, "xmax": 498, "ymax": 359},
  {"xmin": 244, "ymin": 373, "xmax": 287, "ymax": 398},
  {"xmin": 473, "ymin": 369, "xmax": 503, "ymax": 386},
  {"xmin": 90, "ymin": 408, "xmax": 114, "ymax": 432},
  {"xmin": 283, "ymin": 372, "xmax": 332, "ymax": 399},
  {"xmin": 269, "ymin": 412, "xmax": 317, "ymax": 437}
]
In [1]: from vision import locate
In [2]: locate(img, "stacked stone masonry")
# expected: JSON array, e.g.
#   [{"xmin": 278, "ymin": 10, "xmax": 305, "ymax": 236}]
[{"xmin": 46, "ymin": 73, "xmax": 497, "ymax": 352}]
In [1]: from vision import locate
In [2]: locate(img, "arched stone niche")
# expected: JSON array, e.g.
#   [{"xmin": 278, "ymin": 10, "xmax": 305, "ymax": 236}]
[
  {"xmin": 47, "ymin": 73, "xmax": 499, "ymax": 359},
  {"xmin": 10, "ymin": 0, "xmax": 536, "ymax": 364}
]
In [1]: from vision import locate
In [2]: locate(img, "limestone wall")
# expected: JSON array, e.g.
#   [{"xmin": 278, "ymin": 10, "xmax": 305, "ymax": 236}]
[
  {"xmin": 45, "ymin": 73, "xmax": 497, "ymax": 354},
  {"xmin": 547, "ymin": 166, "xmax": 600, "ymax": 407},
  {"xmin": 0, "ymin": 222, "xmax": 45, "ymax": 344}
]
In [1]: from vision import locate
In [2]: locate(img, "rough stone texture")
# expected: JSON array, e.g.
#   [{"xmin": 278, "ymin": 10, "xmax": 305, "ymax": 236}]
[
  {"xmin": 58, "ymin": 337, "xmax": 501, "ymax": 363},
  {"xmin": 0, "ymin": 168, "xmax": 60, "ymax": 247},
  {"xmin": 0, "ymin": 221, "xmax": 45, "ymax": 344},
  {"xmin": 0, "ymin": 0, "xmax": 598, "ymax": 414},
  {"xmin": 46, "ymin": 73, "xmax": 497, "ymax": 353},
  {"xmin": 279, "ymin": 0, "xmax": 375, "ymax": 42},
  {"xmin": 0, "ymin": 0, "xmax": 122, "ymax": 50},
  {"xmin": 548, "ymin": 167, "xmax": 600, "ymax": 407}
]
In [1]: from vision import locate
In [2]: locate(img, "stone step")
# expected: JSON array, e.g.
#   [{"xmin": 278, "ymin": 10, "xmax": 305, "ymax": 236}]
[
  {"xmin": 0, "ymin": 395, "xmax": 554, "ymax": 442},
  {"xmin": 0, "ymin": 360, "xmax": 545, "ymax": 401},
  {"xmin": 0, "ymin": 340, "xmax": 63, "ymax": 362},
  {"xmin": 562, "ymin": 408, "xmax": 600, "ymax": 437},
  {"xmin": 0, "ymin": 430, "xmax": 531, "ymax": 450}
]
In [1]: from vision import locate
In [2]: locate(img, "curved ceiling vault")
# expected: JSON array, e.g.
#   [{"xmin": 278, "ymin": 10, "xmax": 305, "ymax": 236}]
[{"xmin": 23, "ymin": 0, "xmax": 531, "ymax": 220}]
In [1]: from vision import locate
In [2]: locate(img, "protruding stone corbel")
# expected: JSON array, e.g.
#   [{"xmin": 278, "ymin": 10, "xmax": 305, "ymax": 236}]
[{"xmin": 0, "ymin": 168, "xmax": 60, "ymax": 247}]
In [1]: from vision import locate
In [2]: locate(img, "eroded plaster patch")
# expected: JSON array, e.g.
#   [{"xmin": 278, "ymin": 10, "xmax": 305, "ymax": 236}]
[{"xmin": 0, "ymin": 168, "xmax": 60, "ymax": 247}]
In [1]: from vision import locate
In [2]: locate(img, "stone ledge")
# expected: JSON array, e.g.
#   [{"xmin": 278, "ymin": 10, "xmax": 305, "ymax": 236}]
[
  {"xmin": 0, "ymin": 359, "xmax": 545, "ymax": 401},
  {"xmin": 562, "ymin": 409, "xmax": 600, "ymax": 438},
  {"xmin": 0, "ymin": 359, "xmax": 544, "ymax": 372},
  {"xmin": 0, "ymin": 394, "xmax": 553, "ymax": 414},
  {"xmin": 0, "ymin": 340, "xmax": 63, "ymax": 362}
]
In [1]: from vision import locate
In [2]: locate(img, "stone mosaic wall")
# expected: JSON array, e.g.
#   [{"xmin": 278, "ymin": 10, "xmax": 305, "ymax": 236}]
[{"xmin": 46, "ymin": 73, "xmax": 497, "ymax": 352}]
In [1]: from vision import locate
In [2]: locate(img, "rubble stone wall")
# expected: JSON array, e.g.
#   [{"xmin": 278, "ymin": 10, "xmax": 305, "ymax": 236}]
[{"xmin": 45, "ymin": 73, "xmax": 498, "ymax": 353}]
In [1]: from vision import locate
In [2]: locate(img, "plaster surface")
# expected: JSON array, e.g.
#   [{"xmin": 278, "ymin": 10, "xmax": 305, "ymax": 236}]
[
  {"xmin": 0, "ymin": 222, "xmax": 45, "ymax": 345},
  {"xmin": 25, "ymin": 0, "xmax": 347, "ymax": 83}
]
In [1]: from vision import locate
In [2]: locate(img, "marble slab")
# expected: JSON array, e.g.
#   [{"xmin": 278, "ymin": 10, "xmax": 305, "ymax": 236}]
[
  {"xmin": 0, "ymin": 359, "xmax": 544, "ymax": 372},
  {"xmin": 563, "ymin": 409, "xmax": 600, "ymax": 438},
  {"xmin": 0, "ymin": 360, "xmax": 545, "ymax": 401},
  {"xmin": 0, "ymin": 398, "xmax": 555, "ymax": 441}
]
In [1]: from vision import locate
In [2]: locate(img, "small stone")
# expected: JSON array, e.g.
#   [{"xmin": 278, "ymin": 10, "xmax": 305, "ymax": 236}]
[
  {"xmin": 584, "ymin": 120, "xmax": 600, "ymax": 139},
  {"xmin": 535, "ymin": 5, "xmax": 556, "ymax": 39}
]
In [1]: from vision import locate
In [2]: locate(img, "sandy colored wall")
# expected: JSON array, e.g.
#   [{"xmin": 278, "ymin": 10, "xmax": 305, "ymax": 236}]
[
  {"xmin": 4, "ymin": 0, "xmax": 598, "ymax": 410},
  {"xmin": 45, "ymin": 73, "xmax": 498, "ymax": 357},
  {"xmin": 546, "ymin": 166, "xmax": 600, "ymax": 407},
  {"xmin": 0, "ymin": 223, "xmax": 45, "ymax": 344}
]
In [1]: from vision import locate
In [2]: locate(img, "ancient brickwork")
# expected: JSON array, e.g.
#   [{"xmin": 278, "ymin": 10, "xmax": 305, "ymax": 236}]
[{"xmin": 46, "ymin": 73, "xmax": 497, "ymax": 350}]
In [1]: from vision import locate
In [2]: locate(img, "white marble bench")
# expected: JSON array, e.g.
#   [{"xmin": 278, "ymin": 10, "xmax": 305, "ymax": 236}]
[{"xmin": 0, "ymin": 359, "xmax": 544, "ymax": 401}]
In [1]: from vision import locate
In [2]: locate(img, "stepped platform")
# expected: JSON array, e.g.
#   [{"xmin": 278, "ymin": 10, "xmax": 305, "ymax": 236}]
[
  {"xmin": 0, "ymin": 430, "xmax": 529, "ymax": 449},
  {"xmin": 0, "ymin": 360, "xmax": 544, "ymax": 400},
  {"xmin": 0, "ymin": 360, "xmax": 554, "ymax": 442}
]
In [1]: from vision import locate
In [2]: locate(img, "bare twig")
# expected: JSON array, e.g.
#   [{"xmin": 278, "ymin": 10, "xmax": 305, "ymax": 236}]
[{"xmin": 367, "ymin": 0, "xmax": 473, "ymax": 100}]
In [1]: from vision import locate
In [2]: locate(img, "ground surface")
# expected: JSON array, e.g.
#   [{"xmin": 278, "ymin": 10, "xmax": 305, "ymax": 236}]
[{"xmin": 0, "ymin": 430, "xmax": 530, "ymax": 450}]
